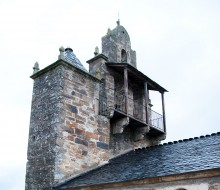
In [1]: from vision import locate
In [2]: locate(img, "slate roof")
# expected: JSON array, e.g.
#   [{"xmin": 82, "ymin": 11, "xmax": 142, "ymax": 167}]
[
  {"xmin": 64, "ymin": 48, "xmax": 87, "ymax": 72},
  {"xmin": 55, "ymin": 132, "xmax": 220, "ymax": 189}
]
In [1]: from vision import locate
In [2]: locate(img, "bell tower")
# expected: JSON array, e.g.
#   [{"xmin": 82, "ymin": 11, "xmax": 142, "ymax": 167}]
[
  {"xmin": 25, "ymin": 47, "xmax": 110, "ymax": 190},
  {"xmin": 88, "ymin": 21, "xmax": 167, "ymax": 156},
  {"xmin": 102, "ymin": 20, "xmax": 137, "ymax": 67},
  {"xmin": 25, "ymin": 21, "xmax": 168, "ymax": 190}
]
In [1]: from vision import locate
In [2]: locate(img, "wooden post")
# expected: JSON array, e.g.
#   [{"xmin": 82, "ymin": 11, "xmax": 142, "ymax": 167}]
[
  {"xmin": 144, "ymin": 82, "xmax": 149, "ymax": 125},
  {"xmin": 161, "ymin": 92, "xmax": 166, "ymax": 132},
  {"xmin": 124, "ymin": 67, "xmax": 128, "ymax": 114}
]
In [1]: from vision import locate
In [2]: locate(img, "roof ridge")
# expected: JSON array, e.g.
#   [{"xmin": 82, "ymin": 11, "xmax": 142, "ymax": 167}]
[
  {"xmin": 165, "ymin": 132, "xmax": 220, "ymax": 145},
  {"xmin": 134, "ymin": 132, "xmax": 220, "ymax": 151}
]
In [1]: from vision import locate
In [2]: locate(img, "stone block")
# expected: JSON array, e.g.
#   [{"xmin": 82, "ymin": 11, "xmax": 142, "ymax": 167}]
[
  {"xmin": 66, "ymin": 120, "xmax": 78, "ymax": 128},
  {"xmin": 89, "ymin": 141, "xmax": 96, "ymax": 149},
  {"xmin": 82, "ymin": 150, "xmax": 88, "ymax": 156},
  {"xmin": 67, "ymin": 104, "xmax": 78, "ymax": 114},
  {"xmin": 75, "ymin": 137, "xmax": 88, "ymax": 147},
  {"xmin": 76, "ymin": 115, "xmax": 86, "ymax": 122},
  {"xmin": 67, "ymin": 135, "xmax": 74, "ymax": 141},
  {"xmin": 66, "ymin": 111, "xmax": 72, "ymax": 117},
  {"xmin": 74, "ymin": 128, "xmax": 84, "ymax": 136},
  {"xmin": 85, "ymin": 131, "xmax": 98, "ymax": 140},
  {"xmin": 97, "ymin": 142, "xmax": 109, "ymax": 150},
  {"xmin": 99, "ymin": 135, "xmax": 106, "ymax": 142}
]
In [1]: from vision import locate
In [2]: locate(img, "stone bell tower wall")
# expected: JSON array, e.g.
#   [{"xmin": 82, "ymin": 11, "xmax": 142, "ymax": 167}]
[
  {"xmin": 101, "ymin": 25, "xmax": 137, "ymax": 68},
  {"xmin": 26, "ymin": 64, "xmax": 64, "ymax": 190},
  {"xmin": 87, "ymin": 57, "xmax": 163, "ymax": 158},
  {"xmin": 26, "ymin": 61, "xmax": 111, "ymax": 189},
  {"xmin": 54, "ymin": 62, "xmax": 110, "ymax": 183},
  {"xmin": 102, "ymin": 35, "xmax": 118, "ymax": 63}
]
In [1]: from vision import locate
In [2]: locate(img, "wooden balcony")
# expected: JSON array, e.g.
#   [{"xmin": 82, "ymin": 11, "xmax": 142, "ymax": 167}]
[{"xmin": 99, "ymin": 94, "xmax": 165, "ymax": 136}]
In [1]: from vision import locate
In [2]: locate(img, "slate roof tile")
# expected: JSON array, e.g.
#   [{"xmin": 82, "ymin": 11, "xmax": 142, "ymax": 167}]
[
  {"xmin": 64, "ymin": 48, "xmax": 87, "ymax": 73},
  {"xmin": 55, "ymin": 133, "xmax": 220, "ymax": 190}
]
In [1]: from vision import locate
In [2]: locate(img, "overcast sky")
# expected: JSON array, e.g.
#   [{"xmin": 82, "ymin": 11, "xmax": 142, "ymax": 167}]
[{"xmin": 0, "ymin": 0, "xmax": 220, "ymax": 189}]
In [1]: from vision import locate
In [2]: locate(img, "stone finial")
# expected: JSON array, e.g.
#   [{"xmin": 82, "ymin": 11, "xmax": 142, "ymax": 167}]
[
  {"xmin": 107, "ymin": 28, "xmax": 111, "ymax": 35},
  {"xmin": 33, "ymin": 62, "xmax": 40, "ymax": 74},
  {"xmin": 58, "ymin": 46, "xmax": 65, "ymax": 60},
  {"xmin": 116, "ymin": 19, "xmax": 120, "ymax": 26},
  {"xmin": 94, "ymin": 46, "xmax": 99, "ymax": 56}
]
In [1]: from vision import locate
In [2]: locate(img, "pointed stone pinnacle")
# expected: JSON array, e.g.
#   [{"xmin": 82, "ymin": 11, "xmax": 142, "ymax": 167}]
[
  {"xmin": 33, "ymin": 62, "xmax": 40, "ymax": 74},
  {"xmin": 58, "ymin": 46, "xmax": 65, "ymax": 60},
  {"xmin": 94, "ymin": 46, "xmax": 99, "ymax": 56}
]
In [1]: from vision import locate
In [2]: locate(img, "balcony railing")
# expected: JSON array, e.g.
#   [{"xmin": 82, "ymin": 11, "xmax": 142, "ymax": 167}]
[
  {"xmin": 148, "ymin": 109, "xmax": 164, "ymax": 131},
  {"xmin": 99, "ymin": 92, "xmax": 164, "ymax": 132}
]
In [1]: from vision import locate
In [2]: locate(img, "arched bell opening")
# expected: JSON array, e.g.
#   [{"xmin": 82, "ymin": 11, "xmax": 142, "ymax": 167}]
[{"xmin": 121, "ymin": 49, "xmax": 127, "ymax": 63}]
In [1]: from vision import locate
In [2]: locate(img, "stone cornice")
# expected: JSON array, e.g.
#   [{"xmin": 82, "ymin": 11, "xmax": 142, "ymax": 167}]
[
  {"xmin": 30, "ymin": 59, "xmax": 101, "ymax": 82},
  {"xmin": 86, "ymin": 54, "xmax": 108, "ymax": 64}
]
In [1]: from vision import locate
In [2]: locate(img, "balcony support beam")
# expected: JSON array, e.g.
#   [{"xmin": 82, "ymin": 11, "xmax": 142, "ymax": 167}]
[
  {"xmin": 161, "ymin": 92, "xmax": 166, "ymax": 132},
  {"xmin": 112, "ymin": 116, "xmax": 129, "ymax": 134},
  {"xmin": 144, "ymin": 82, "xmax": 149, "ymax": 125},
  {"xmin": 124, "ymin": 67, "xmax": 128, "ymax": 114}
]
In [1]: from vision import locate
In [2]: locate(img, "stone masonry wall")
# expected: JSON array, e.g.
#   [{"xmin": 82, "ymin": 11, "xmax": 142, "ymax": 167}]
[
  {"xmin": 26, "ymin": 61, "xmax": 111, "ymax": 189},
  {"xmin": 89, "ymin": 57, "xmax": 115, "ymax": 111},
  {"xmin": 54, "ymin": 64, "xmax": 110, "ymax": 184},
  {"xmin": 110, "ymin": 128, "xmax": 157, "ymax": 157},
  {"xmin": 130, "ymin": 49, "xmax": 137, "ymax": 68},
  {"xmin": 102, "ymin": 36, "xmax": 117, "ymax": 63},
  {"xmin": 115, "ymin": 35, "xmax": 131, "ymax": 64},
  {"xmin": 26, "ymin": 65, "xmax": 65, "ymax": 190},
  {"xmin": 88, "ymin": 58, "xmax": 161, "ymax": 158},
  {"xmin": 102, "ymin": 25, "xmax": 136, "ymax": 68}
]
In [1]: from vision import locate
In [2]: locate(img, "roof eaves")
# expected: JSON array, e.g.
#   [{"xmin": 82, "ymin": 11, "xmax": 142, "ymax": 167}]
[{"xmin": 106, "ymin": 62, "xmax": 168, "ymax": 92}]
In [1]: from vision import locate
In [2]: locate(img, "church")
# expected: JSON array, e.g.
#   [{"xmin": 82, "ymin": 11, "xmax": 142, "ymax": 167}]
[{"xmin": 25, "ymin": 21, "xmax": 220, "ymax": 190}]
